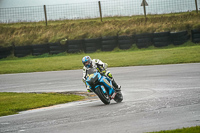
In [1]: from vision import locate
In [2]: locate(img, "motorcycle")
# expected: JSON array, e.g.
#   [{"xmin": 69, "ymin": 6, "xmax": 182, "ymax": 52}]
[{"xmin": 86, "ymin": 68, "xmax": 123, "ymax": 105}]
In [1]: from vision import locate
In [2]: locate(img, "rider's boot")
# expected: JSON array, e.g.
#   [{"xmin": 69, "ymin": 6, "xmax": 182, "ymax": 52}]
[{"xmin": 112, "ymin": 79, "xmax": 121, "ymax": 92}]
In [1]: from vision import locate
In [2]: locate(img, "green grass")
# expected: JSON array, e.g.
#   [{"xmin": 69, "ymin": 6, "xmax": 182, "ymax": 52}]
[
  {"xmin": 0, "ymin": 42, "xmax": 200, "ymax": 74},
  {"xmin": 148, "ymin": 126, "xmax": 200, "ymax": 133},
  {"xmin": 0, "ymin": 92, "xmax": 85, "ymax": 117}
]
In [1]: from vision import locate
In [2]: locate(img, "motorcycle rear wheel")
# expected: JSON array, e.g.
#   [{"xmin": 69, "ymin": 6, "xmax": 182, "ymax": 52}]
[
  {"xmin": 114, "ymin": 92, "xmax": 123, "ymax": 103},
  {"xmin": 95, "ymin": 87, "xmax": 110, "ymax": 105}
]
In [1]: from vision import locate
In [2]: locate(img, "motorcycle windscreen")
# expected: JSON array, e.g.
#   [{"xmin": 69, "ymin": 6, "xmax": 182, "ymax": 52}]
[
  {"xmin": 86, "ymin": 73, "xmax": 99, "ymax": 88},
  {"xmin": 87, "ymin": 68, "xmax": 97, "ymax": 75}
]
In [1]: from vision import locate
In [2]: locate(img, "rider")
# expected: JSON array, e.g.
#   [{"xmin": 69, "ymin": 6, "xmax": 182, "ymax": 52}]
[{"xmin": 82, "ymin": 56, "xmax": 121, "ymax": 92}]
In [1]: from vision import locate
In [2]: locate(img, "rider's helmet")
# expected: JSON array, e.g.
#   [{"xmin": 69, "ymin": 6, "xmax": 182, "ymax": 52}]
[{"xmin": 82, "ymin": 56, "xmax": 92, "ymax": 68}]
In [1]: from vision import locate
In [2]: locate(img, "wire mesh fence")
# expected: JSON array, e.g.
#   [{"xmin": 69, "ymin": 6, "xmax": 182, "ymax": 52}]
[
  {"xmin": 0, "ymin": 0, "xmax": 199, "ymax": 24},
  {"xmin": 0, "ymin": 6, "xmax": 45, "ymax": 23},
  {"xmin": 46, "ymin": 2, "xmax": 100, "ymax": 20},
  {"xmin": 146, "ymin": 0, "xmax": 199, "ymax": 14}
]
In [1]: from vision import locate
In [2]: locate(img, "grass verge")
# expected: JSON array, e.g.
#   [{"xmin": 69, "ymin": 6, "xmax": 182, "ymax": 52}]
[
  {"xmin": 148, "ymin": 126, "xmax": 200, "ymax": 133},
  {"xmin": 0, "ymin": 42, "xmax": 200, "ymax": 74},
  {"xmin": 0, "ymin": 92, "xmax": 85, "ymax": 117}
]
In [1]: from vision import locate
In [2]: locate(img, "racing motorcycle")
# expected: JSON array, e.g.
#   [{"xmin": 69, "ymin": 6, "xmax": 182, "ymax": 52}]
[{"xmin": 86, "ymin": 68, "xmax": 123, "ymax": 105}]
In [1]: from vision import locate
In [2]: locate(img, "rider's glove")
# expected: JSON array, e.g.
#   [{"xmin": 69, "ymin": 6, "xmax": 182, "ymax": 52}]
[
  {"xmin": 100, "ymin": 70, "xmax": 106, "ymax": 75},
  {"xmin": 102, "ymin": 70, "xmax": 106, "ymax": 74}
]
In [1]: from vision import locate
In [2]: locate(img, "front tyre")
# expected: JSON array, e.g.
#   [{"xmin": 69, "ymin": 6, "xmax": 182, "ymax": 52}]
[{"xmin": 95, "ymin": 87, "xmax": 110, "ymax": 105}]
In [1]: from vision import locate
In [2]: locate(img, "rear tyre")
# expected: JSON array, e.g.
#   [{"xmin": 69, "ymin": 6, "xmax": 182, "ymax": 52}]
[
  {"xmin": 95, "ymin": 87, "xmax": 110, "ymax": 105},
  {"xmin": 114, "ymin": 92, "xmax": 123, "ymax": 103}
]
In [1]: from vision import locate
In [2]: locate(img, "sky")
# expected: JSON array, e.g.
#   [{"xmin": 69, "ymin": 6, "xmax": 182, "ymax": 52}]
[{"xmin": 0, "ymin": 0, "xmax": 101, "ymax": 8}]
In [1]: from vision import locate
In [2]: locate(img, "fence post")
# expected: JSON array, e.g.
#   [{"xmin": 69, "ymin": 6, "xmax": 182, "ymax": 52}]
[
  {"xmin": 98, "ymin": 1, "xmax": 103, "ymax": 22},
  {"xmin": 195, "ymin": 0, "xmax": 198, "ymax": 14},
  {"xmin": 43, "ymin": 5, "xmax": 48, "ymax": 26},
  {"xmin": 142, "ymin": 0, "xmax": 147, "ymax": 20}
]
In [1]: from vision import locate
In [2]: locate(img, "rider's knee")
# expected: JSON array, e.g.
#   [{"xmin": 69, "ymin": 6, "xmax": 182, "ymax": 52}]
[{"xmin": 106, "ymin": 71, "xmax": 113, "ymax": 79}]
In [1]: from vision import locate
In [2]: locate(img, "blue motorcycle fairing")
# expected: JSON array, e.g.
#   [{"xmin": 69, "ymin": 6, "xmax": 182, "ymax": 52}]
[
  {"xmin": 86, "ymin": 72, "xmax": 115, "ymax": 96},
  {"xmin": 95, "ymin": 85, "xmax": 107, "ymax": 94},
  {"xmin": 99, "ymin": 76, "xmax": 115, "ymax": 95}
]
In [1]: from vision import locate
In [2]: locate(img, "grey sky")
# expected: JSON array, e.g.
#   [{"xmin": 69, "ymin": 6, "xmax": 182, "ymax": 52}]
[{"xmin": 0, "ymin": 0, "xmax": 99, "ymax": 8}]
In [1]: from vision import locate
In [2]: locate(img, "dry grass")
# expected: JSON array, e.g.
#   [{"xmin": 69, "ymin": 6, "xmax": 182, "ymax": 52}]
[{"xmin": 0, "ymin": 12, "xmax": 200, "ymax": 47}]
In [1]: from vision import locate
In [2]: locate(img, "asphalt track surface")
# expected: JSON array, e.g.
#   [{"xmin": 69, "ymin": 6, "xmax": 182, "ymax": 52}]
[{"xmin": 0, "ymin": 63, "xmax": 200, "ymax": 133}]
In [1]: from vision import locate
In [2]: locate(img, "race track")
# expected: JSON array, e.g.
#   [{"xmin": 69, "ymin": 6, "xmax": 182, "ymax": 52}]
[{"xmin": 0, "ymin": 63, "xmax": 200, "ymax": 133}]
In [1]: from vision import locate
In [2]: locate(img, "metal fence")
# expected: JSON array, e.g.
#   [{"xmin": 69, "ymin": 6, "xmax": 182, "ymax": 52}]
[{"xmin": 0, "ymin": 0, "xmax": 199, "ymax": 24}]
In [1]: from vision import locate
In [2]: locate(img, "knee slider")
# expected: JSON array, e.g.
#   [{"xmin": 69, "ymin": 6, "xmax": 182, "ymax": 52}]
[{"xmin": 106, "ymin": 71, "xmax": 113, "ymax": 79}]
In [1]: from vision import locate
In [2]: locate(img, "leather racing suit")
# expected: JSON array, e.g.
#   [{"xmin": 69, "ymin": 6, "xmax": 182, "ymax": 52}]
[{"xmin": 82, "ymin": 59, "xmax": 120, "ymax": 92}]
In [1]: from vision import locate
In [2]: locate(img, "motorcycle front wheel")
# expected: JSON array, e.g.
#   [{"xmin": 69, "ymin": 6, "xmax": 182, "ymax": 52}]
[{"xmin": 95, "ymin": 86, "xmax": 110, "ymax": 105}]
